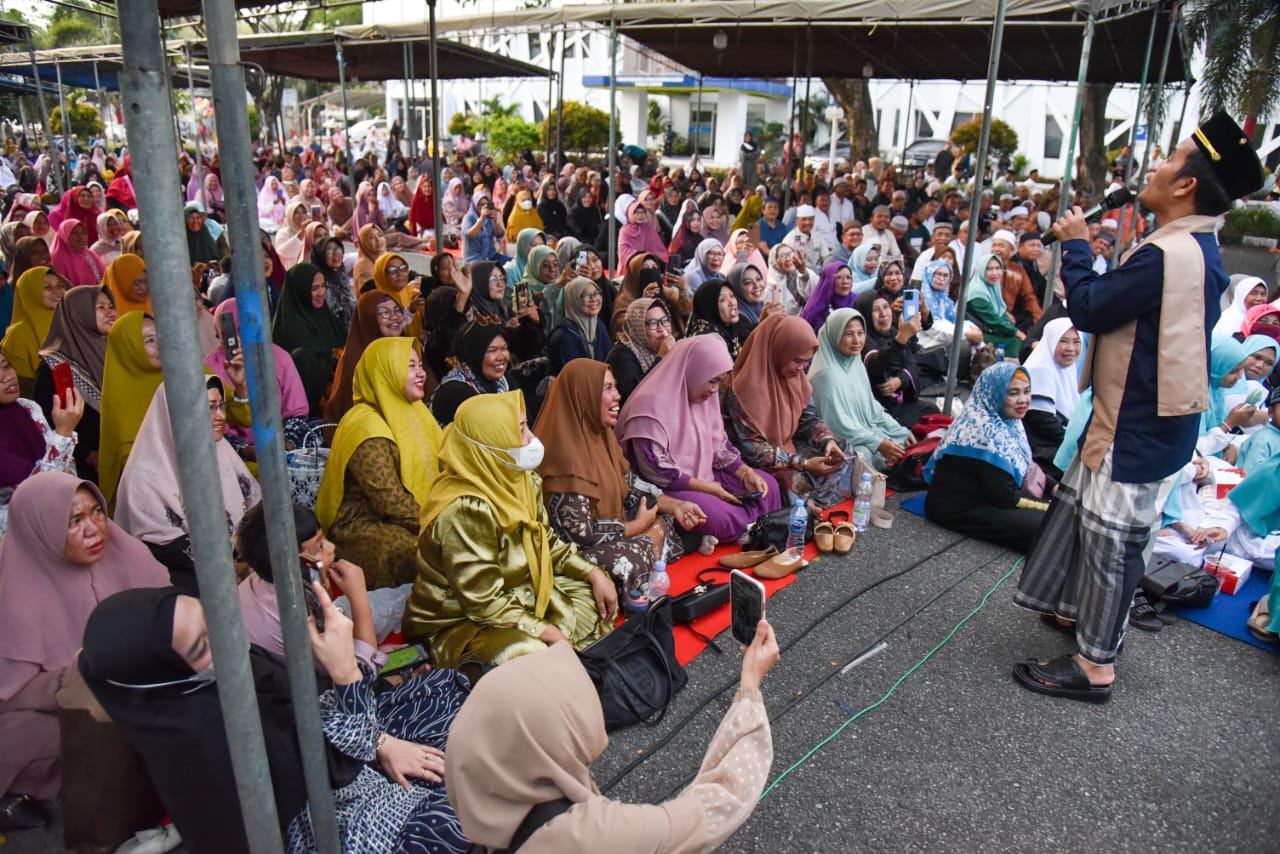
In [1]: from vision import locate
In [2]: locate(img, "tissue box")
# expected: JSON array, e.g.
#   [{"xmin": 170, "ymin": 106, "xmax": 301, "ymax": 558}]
[
  {"xmin": 1204, "ymin": 552, "xmax": 1252, "ymax": 595},
  {"xmin": 1214, "ymin": 468, "xmax": 1245, "ymax": 499}
]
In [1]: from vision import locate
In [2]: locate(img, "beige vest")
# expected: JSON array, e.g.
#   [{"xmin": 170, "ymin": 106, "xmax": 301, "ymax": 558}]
[{"xmin": 1078, "ymin": 215, "xmax": 1217, "ymax": 472}]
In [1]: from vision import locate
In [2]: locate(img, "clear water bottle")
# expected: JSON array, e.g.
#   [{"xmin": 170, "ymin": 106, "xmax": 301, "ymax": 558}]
[
  {"xmin": 786, "ymin": 498, "xmax": 809, "ymax": 564},
  {"xmin": 995, "ymin": 344, "xmax": 1006, "ymax": 362},
  {"xmin": 852, "ymin": 472, "xmax": 874, "ymax": 532},
  {"xmin": 648, "ymin": 561, "xmax": 670, "ymax": 600}
]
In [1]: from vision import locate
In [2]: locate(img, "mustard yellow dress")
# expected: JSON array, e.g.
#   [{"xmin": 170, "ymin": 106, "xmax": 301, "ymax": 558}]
[{"xmin": 402, "ymin": 392, "xmax": 605, "ymax": 667}]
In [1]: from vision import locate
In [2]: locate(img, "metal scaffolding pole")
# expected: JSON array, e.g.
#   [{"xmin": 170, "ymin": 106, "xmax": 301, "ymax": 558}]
[
  {"xmin": 943, "ymin": 0, "xmax": 1009, "ymax": 416},
  {"xmin": 607, "ymin": 10, "xmax": 619, "ymax": 275},
  {"xmin": 401, "ymin": 42, "xmax": 412, "ymax": 161},
  {"xmin": 428, "ymin": 0, "xmax": 445, "ymax": 253},
  {"xmin": 406, "ymin": 41, "xmax": 418, "ymax": 162},
  {"xmin": 555, "ymin": 24, "xmax": 567, "ymax": 169},
  {"xmin": 54, "ymin": 57, "xmax": 71, "ymax": 190},
  {"xmin": 1043, "ymin": 10, "xmax": 1098, "ymax": 315},
  {"xmin": 783, "ymin": 38, "xmax": 799, "ymax": 210},
  {"xmin": 336, "ymin": 39, "xmax": 354, "ymax": 180},
  {"xmin": 693, "ymin": 74, "xmax": 703, "ymax": 157},
  {"xmin": 186, "ymin": 44, "xmax": 206, "ymax": 207},
  {"xmin": 201, "ymin": 0, "xmax": 342, "ymax": 850},
  {"xmin": 799, "ymin": 27, "xmax": 813, "ymax": 174},
  {"xmin": 115, "ymin": 1, "xmax": 284, "ymax": 851},
  {"xmin": 26, "ymin": 40, "xmax": 55, "ymax": 193},
  {"xmin": 1112, "ymin": 5, "xmax": 1160, "ymax": 266},
  {"xmin": 545, "ymin": 30, "xmax": 556, "ymax": 164},
  {"xmin": 1131, "ymin": 3, "xmax": 1179, "ymax": 210}
]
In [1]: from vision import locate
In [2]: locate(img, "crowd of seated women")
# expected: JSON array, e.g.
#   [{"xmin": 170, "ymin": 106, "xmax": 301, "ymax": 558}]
[{"xmin": 3, "ymin": 137, "xmax": 1277, "ymax": 852}]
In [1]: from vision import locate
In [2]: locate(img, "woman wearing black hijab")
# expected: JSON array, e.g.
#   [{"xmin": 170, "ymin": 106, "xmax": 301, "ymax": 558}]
[
  {"xmin": 535, "ymin": 178, "xmax": 570, "ymax": 241},
  {"xmin": 80, "ymin": 586, "xmax": 469, "ymax": 854},
  {"xmin": 686, "ymin": 276, "xmax": 754, "ymax": 359},
  {"xmin": 430, "ymin": 319, "xmax": 514, "ymax": 426}
]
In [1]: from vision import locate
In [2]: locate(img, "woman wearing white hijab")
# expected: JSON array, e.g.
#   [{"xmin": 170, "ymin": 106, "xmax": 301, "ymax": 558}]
[
  {"xmin": 1213, "ymin": 275, "xmax": 1268, "ymax": 336},
  {"xmin": 1020, "ymin": 317, "xmax": 1083, "ymax": 478}
]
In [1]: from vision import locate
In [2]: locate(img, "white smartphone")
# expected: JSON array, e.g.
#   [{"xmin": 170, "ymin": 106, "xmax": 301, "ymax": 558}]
[{"xmin": 730, "ymin": 569, "xmax": 767, "ymax": 646}]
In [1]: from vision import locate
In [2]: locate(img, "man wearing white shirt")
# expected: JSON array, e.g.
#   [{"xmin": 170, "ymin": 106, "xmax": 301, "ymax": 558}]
[
  {"xmin": 863, "ymin": 206, "xmax": 902, "ymax": 262},
  {"xmin": 811, "ymin": 189, "xmax": 840, "ymax": 248},
  {"xmin": 783, "ymin": 204, "xmax": 834, "ymax": 269},
  {"xmin": 830, "ymin": 177, "xmax": 856, "ymax": 226}
]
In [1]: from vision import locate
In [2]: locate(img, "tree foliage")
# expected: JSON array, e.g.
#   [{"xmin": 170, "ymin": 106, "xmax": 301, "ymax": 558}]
[
  {"xmin": 542, "ymin": 100, "xmax": 611, "ymax": 158},
  {"xmin": 50, "ymin": 92, "xmax": 103, "ymax": 137},
  {"xmin": 951, "ymin": 115, "xmax": 1019, "ymax": 160},
  {"xmin": 487, "ymin": 115, "xmax": 542, "ymax": 161},
  {"xmin": 1183, "ymin": 0, "xmax": 1280, "ymax": 126}
]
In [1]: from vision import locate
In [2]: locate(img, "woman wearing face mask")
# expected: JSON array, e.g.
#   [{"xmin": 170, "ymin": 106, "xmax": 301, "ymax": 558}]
[
  {"xmin": 2, "ymin": 267, "xmax": 69, "ymax": 395},
  {"xmin": 964, "ymin": 253, "xmax": 1025, "ymax": 358},
  {"xmin": 535, "ymin": 359, "xmax": 696, "ymax": 594},
  {"xmin": 504, "ymin": 190, "xmax": 544, "ymax": 245},
  {"xmin": 1021, "ymin": 318, "xmax": 1083, "ymax": 479},
  {"xmin": 722, "ymin": 314, "xmax": 851, "ymax": 506},
  {"xmin": 0, "ymin": 473, "xmax": 167, "ymax": 832},
  {"xmin": 924, "ymin": 362, "xmax": 1047, "ymax": 552},
  {"xmin": 318, "ymin": 338, "xmax": 444, "ymax": 590},
  {"xmin": 79, "ymin": 586, "xmax": 470, "ymax": 854},
  {"xmin": 403, "ymin": 391, "xmax": 617, "ymax": 667},
  {"xmin": 33, "ymin": 286, "xmax": 114, "ymax": 480},
  {"xmin": 618, "ymin": 336, "xmax": 779, "ymax": 551},
  {"xmin": 547, "ymin": 277, "xmax": 613, "ymax": 373},
  {"xmin": 116, "ymin": 377, "xmax": 261, "ymax": 595},
  {"xmin": 687, "ymin": 276, "xmax": 753, "ymax": 359},
  {"xmin": 605, "ymin": 297, "xmax": 673, "ymax": 404}
]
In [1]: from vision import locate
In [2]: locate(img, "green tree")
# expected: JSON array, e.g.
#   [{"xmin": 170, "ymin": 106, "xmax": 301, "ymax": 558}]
[
  {"xmin": 647, "ymin": 100, "xmax": 664, "ymax": 137},
  {"xmin": 50, "ymin": 92, "xmax": 103, "ymax": 137},
  {"xmin": 487, "ymin": 115, "xmax": 542, "ymax": 161},
  {"xmin": 951, "ymin": 115, "xmax": 1019, "ymax": 161},
  {"xmin": 1183, "ymin": 0, "xmax": 1280, "ymax": 137},
  {"xmin": 542, "ymin": 100, "xmax": 611, "ymax": 158}
]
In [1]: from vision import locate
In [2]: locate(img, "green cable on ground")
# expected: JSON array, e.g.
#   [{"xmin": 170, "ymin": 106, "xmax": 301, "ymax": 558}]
[{"xmin": 758, "ymin": 557, "xmax": 1024, "ymax": 801}]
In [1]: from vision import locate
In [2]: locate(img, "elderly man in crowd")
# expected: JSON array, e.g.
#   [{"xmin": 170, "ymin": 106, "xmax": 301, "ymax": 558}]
[
  {"xmin": 863, "ymin": 205, "xmax": 902, "ymax": 262},
  {"xmin": 784, "ymin": 203, "xmax": 833, "ymax": 270}
]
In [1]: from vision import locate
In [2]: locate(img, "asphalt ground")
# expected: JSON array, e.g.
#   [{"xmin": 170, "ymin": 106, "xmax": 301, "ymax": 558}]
[{"xmin": 5, "ymin": 494, "xmax": 1276, "ymax": 853}]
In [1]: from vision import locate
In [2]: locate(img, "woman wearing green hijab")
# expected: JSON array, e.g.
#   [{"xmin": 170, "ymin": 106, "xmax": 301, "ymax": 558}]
[
  {"xmin": 502, "ymin": 227, "xmax": 545, "ymax": 291},
  {"xmin": 273, "ymin": 263, "xmax": 347, "ymax": 415},
  {"xmin": 964, "ymin": 252, "xmax": 1024, "ymax": 359}
]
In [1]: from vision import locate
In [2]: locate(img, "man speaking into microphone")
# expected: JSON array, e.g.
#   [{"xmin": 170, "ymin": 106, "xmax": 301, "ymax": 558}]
[{"xmin": 1011, "ymin": 112, "xmax": 1263, "ymax": 703}]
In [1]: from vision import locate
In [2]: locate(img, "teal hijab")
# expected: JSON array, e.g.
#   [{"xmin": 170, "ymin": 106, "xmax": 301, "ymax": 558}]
[
  {"xmin": 1201, "ymin": 335, "xmax": 1248, "ymax": 436},
  {"xmin": 809, "ymin": 308, "xmax": 909, "ymax": 450},
  {"xmin": 965, "ymin": 252, "xmax": 1007, "ymax": 316},
  {"xmin": 1232, "ymin": 334, "xmax": 1278, "ymax": 393},
  {"xmin": 847, "ymin": 243, "xmax": 878, "ymax": 293},
  {"xmin": 503, "ymin": 227, "xmax": 545, "ymax": 290},
  {"xmin": 1228, "ymin": 453, "xmax": 1280, "ymax": 543}
]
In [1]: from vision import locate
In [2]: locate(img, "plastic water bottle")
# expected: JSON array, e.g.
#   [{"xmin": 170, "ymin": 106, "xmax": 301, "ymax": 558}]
[
  {"xmin": 995, "ymin": 344, "xmax": 1006, "ymax": 362},
  {"xmin": 648, "ymin": 561, "xmax": 670, "ymax": 600},
  {"xmin": 786, "ymin": 498, "xmax": 809, "ymax": 565},
  {"xmin": 853, "ymin": 472, "xmax": 874, "ymax": 532}
]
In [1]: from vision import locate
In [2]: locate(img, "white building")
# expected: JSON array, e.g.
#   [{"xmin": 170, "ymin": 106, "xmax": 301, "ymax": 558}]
[{"xmin": 365, "ymin": 0, "xmax": 1280, "ymax": 177}]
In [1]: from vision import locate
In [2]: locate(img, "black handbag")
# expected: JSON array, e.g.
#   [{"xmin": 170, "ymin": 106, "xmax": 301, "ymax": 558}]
[
  {"xmin": 577, "ymin": 597, "xmax": 687, "ymax": 731},
  {"xmin": 668, "ymin": 568, "xmax": 730, "ymax": 624},
  {"xmin": 1141, "ymin": 556, "xmax": 1220, "ymax": 608},
  {"xmin": 745, "ymin": 506, "xmax": 815, "ymax": 552}
]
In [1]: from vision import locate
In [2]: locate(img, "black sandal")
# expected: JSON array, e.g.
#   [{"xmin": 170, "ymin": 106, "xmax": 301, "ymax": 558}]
[
  {"xmin": 0, "ymin": 794, "xmax": 53, "ymax": 831},
  {"xmin": 1012, "ymin": 655, "xmax": 1113, "ymax": 704},
  {"xmin": 1039, "ymin": 613, "xmax": 1075, "ymax": 637}
]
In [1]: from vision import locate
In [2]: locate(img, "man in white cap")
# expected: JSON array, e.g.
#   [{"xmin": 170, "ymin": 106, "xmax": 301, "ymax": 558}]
[
  {"xmin": 783, "ymin": 203, "xmax": 833, "ymax": 270},
  {"xmin": 830, "ymin": 176, "xmax": 856, "ymax": 226},
  {"xmin": 990, "ymin": 228, "xmax": 1042, "ymax": 331},
  {"xmin": 1008, "ymin": 205, "xmax": 1030, "ymax": 234},
  {"xmin": 812, "ymin": 188, "xmax": 840, "ymax": 248},
  {"xmin": 863, "ymin": 205, "xmax": 902, "ymax": 262}
]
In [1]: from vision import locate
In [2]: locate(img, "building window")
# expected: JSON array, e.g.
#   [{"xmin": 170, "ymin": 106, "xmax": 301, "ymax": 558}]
[
  {"xmin": 951, "ymin": 112, "xmax": 976, "ymax": 132},
  {"xmin": 527, "ymin": 33, "xmax": 542, "ymax": 60},
  {"xmin": 1044, "ymin": 114, "xmax": 1064, "ymax": 160}
]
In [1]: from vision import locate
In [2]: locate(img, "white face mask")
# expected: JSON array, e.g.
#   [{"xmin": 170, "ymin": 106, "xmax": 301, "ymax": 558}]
[
  {"xmin": 520, "ymin": 199, "xmax": 534, "ymax": 210},
  {"xmin": 458, "ymin": 430, "xmax": 545, "ymax": 471}
]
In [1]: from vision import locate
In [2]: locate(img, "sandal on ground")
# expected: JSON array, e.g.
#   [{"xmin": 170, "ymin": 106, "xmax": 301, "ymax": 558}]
[
  {"xmin": 1012, "ymin": 655, "xmax": 1113, "ymax": 704},
  {"xmin": 829, "ymin": 511, "xmax": 856, "ymax": 555},
  {"xmin": 1129, "ymin": 591, "xmax": 1163, "ymax": 633},
  {"xmin": 814, "ymin": 519, "xmax": 835, "ymax": 553},
  {"xmin": 0, "ymin": 794, "xmax": 53, "ymax": 832},
  {"xmin": 1247, "ymin": 595, "xmax": 1279, "ymax": 645},
  {"xmin": 718, "ymin": 546, "xmax": 780, "ymax": 569}
]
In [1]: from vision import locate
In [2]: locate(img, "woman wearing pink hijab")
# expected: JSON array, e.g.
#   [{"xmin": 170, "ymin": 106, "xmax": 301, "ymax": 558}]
[
  {"xmin": 0, "ymin": 472, "xmax": 168, "ymax": 828},
  {"xmin": 615, "ymin": 197, "xmax": 669, "ymax": 276},
  {"xmin": 48, "ymin": 220, "xmax": 106, "ymax": 287},
  {"xmin": 46, "ymin": 186, "xmax": 98, "ymax": 234}
]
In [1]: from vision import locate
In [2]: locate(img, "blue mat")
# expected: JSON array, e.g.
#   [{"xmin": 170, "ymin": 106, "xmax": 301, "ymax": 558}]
[
  {"xmin": 897, "ymin": 493, "xmax": 1277, "ymax": 654},
  {"xmin": 1173, "ymin": 568, "xmax": 1277, "ymax": 655}
]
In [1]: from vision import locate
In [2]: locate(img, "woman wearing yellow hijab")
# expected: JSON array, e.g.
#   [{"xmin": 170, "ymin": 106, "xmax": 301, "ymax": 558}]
[
  {"xmin": 102, "ymin": 253, "xmax": 151, "ymax": 316},
  {"xmin": 402, "ymin": 391, "xmax": 616, "ymax": 668},
  {"xmin": 97, "ymin": 311, "xmax": 164, "ymax": 509},
  {"xmin": 315, "ymin": 336, "xmax": 442, "ymax": 589},
  {"xmin": 373, "ymin": 252, "xmax": 423, "ymax": 339},
  {"xmin": 1, "ymin": 267, "xmax": 67, "ymax": 394}
]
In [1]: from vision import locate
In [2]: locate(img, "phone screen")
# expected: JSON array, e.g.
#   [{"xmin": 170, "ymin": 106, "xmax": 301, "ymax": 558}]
[
  {"xmin": 379, "ymin": 644, "xmax": 430, "ymax": 676},
  {"xmin": 299, "ymin": 556, "xmax": 325, "ymax": 632},
  {"xmin": 730, "ymin": 570, "xmax": 765, "ymax": 646}
]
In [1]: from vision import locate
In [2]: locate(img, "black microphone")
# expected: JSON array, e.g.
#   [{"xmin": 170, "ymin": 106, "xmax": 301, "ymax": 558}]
[{"xmin": 1041, "ymin": 186, "xmax": 1133, "ymax": 245}]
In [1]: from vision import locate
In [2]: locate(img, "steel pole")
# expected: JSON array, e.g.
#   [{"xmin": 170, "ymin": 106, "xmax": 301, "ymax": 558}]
[
  {"xmin": 799, "ymin": 27, "xmax": 813, "ymax": 175},
  {"xmin": 407, "ymin": 40, "xmax": 418, "ymax": 163},
  {"xmin": 428, "ymin": 0, "xmax": 444, "ymax": 253},
  {"xmin": 545, "ymin": 31, "xmax": 556, "ymax": 164},
  {"xmin": 943, "ymin": 0, "xmax": 1008, "ymax": 415},
  {"xmin": 186, "ymin": 44, "xmax": 206, "ymax": 208},
  {"xmin": 1112, "ymin": 5, "xmax": 1159, "ymax": 266},
  {"xmin": 555, "ymin": 24, "xmax": 567, "ymax": 168},
  {"xmin": 92, "ymin": 60, "xmax": 108, "ymax": 147},
  {"xmin": 693, "ymin": 74, "xmax": 703, "ymax": 158},
  {"xmin": 201, "ymin": 1, "xmax": 341, "ymax": 850},
  {"xmin": 1043, "ymin": 11, "xmax": 1098, "ymax": 315},
  {"xmin": 336, "ymin": 39, "xmax": 353, "ymax": 185},
  {"xmin": 783, "ymin": 38, "xmax": 799, "ymax": 210},
  {"xmin": 401, "ymin": 42, "xmax": 412, "ymax": 162},
  {"xmin": 116, "ymin": 2, "xmax": 284, "ymax": 851},
  {"xmin": 1132, "ymin": 3, "xmax": 1178, "ymax": 210},
  {"xmin": 26, "ymin": 41, "xmax": 55, "ymax": 193},
  {"xmin": 53, "ymin": 57, "xmax": 71, "ymax": 190},
  {"xmin": 607, "ymin": 11, "xmax": 618, "ymax": 275}
]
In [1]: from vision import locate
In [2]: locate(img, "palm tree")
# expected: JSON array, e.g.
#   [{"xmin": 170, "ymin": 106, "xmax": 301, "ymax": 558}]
[{"xmin": 1182, "ymin": 0, "xmax": 1280, "ymax": 137}]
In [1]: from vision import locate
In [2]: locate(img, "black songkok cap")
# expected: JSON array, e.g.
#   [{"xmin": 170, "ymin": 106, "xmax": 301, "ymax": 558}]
[{"xmin": 1192, "ymin": 111, "xmax": 1264, "ymax": 199}]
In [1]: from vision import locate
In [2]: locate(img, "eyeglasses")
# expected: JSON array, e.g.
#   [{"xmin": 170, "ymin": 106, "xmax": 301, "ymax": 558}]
[
  {"xmin": 208, "ymin": 400, "xmax": 228, "ymax": 413},
  {"xmin": 376, "ymin": 306, "xmax": 404, "ymax": 319},
  {"xmin": 386, "ymin": 264, "xmax": 410, "ymax": 275},
  {"xmin": 581, "ymin": 290, "xmax": 603, "ymax": 300},
  {"xmin": 643, "ymin": 316, "xmax": 673, "ymax": 330}
]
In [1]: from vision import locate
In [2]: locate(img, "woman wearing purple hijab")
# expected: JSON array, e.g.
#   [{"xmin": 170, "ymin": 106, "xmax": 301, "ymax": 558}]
[
  {"xmin": 800, "ymin": 261, "xmax": 859, "ymax": 332},
  {"xmin": 616, "ymin": 335, "xmax": 780, "ymax": 553}
]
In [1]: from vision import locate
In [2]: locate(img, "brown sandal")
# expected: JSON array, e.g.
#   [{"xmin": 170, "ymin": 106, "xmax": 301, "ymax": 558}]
[
  {"xmin": 829, "ymin": 511, "xmax": 856, "ymax": 555},
  {"xmin": 718, "ymin": 546, "xmax": 780, "ymax": 569},
  {"xmin": 814, "ymin": 519, "xmax": 835, "ymax": 553}
]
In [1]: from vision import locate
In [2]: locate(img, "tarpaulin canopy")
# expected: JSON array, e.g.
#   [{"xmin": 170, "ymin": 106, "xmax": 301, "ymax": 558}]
[{"xmin": 344, "ymin": 0, "xmax": 1185, "ymax": 84}]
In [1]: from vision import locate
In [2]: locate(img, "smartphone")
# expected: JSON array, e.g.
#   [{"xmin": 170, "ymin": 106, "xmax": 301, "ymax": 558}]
[
  {"xmin": 740, "ymin": 490, "xmax": 764, "ymax": 502},
  {"xmin": 379, "ymin": 644, "xmax": 431, "ymax": 677},
  {"xmin": 299, "ymin": 555, "xmax": 325, "ymax": 633},
  {"xmin": 644, "ymin": 493, "xmax": 658, "ymax": 510},
  {"xmin": 902, "ymin": 288, "xmax": 921, "ymax": 322},
  {"xmin": 667, "ymin": 253, "xmax": 684, "ymax": 274},
  {"xmin": 218, "ymin": 311, "xmax": 241, "ymax": 361},
  {"xmin": 576, "ymin": 249, "xmax": 589, "ymax": 270},
  {"xmin": 51, "ymin": 361, "xmax": 74, "ymax": 407},
  {"xmin": 730, "ymin": 570, "xmax": 766, "ymax": 646},
  {"xmin": 513, "ymin": 281, "xmax": 533, "ymax": 312}
]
